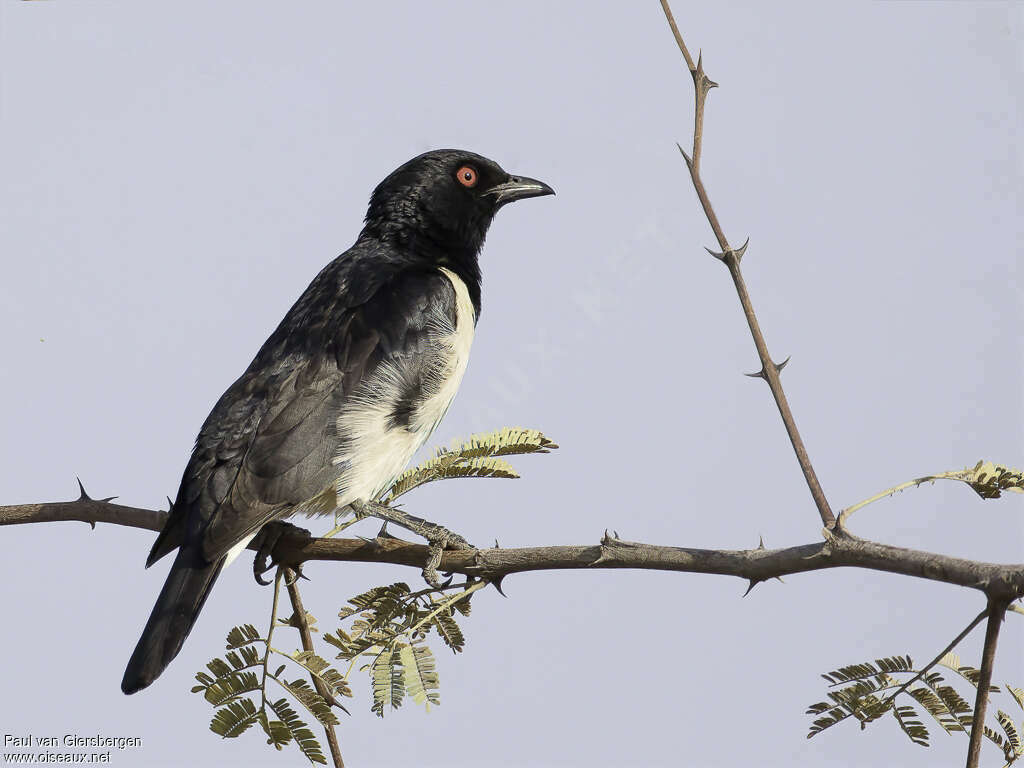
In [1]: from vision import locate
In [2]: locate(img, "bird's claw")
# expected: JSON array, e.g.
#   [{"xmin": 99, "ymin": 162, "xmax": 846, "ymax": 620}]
[
  {"xmin": 420, "ymin": 529, "xmax": 472, "ymax": 589},
  {"xmin": 251, "ymin": 521, "xmax": 312, "ymax": 586}
]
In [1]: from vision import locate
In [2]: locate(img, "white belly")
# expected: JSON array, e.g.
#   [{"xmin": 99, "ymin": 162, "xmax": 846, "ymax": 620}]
[{"xmin": 331, "ymin": 267, "xmax": 475, "ymax": 508}]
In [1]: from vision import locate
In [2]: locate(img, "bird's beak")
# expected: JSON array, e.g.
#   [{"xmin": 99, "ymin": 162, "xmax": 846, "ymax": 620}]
[{"xmin": 484, "ymin": 175, "xmax": 555, "ymax": 207}]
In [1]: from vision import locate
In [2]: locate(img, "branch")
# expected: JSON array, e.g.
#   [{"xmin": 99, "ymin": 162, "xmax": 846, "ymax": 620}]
[
  {"xmin": 658, "ymin": 0, "xmax": 835, "ymax": 528},
  {"xmin": 4, "ymin": 497, "xmax": 1022, "ymax": 601},
  {"xmin": 283, "ymin": 568, "xmax": 345, "ymax": 768},
  {"xmin": 965, "ymin": 597, "xmax": 1008, "ymax": 768},
  {"xmin": 881, "ymin": 607, "xmax": 989, "ymax": 709}
]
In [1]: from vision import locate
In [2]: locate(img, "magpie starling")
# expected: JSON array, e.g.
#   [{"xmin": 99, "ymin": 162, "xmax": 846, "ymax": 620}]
[{"xmin": 121, "ymin": 149, "xmax": 553, "ymax": 694}]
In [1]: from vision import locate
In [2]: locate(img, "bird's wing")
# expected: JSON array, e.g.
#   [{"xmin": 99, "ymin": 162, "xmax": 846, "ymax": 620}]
[{"xmin": 149, "ymin": 257, "xmax": 459, "ymax": 566}]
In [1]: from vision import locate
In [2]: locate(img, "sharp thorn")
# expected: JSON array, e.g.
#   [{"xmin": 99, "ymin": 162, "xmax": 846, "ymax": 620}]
[
  {"xmin": 696, "ymin": 50, "xmax": 703, "ymax": 73},
  {"xmin": 613, "ymin": 530, "xmax": 620, "ymax": 539},
  {"xmin": 85, "ymin": 520, "xmax": 96, "ymax": 530},
  {"xmin": 76, "ymin": 477, "xmax": 91, "ymax": 502},
  {"xmin": 735, "ymin": 237, "xmax": 750, "ymax": 260},
  {"xmin": 758, "ymin": 535, "xmax": 765, "ymax": 550},
  {"xmin": 493, "ymin": 538, "xmax": 500, "ymax": 549},
  {"xmin": 166, "ymin": 496, "xmax": 174, "ymax": 512},
  {"xmin": 742, "ymin": 579, "xmax": 760, "ymax": 598},
  {"xmin": 376, "ymin": 521, "xmax": 389, "ymax": 539},
  {"xmin": 775, "ymin": 356, "xmax": 791, "ymax": 373},
  {"xmin": 676, "ymin": 142, "xmax": 693, "ymax": 169},
  {"xmin": 775, "ymin": 576, "xmax": 785, "ymax": 585},
  {"xmin": 744, "ymin": 368, "xmax": 766, "ymax": 380},
  {"xmin": 704, "ymin": 246, "xmax": 727, "ymax": 261},
  {"xmin": 490, "ymin": 576, "xmax": 508, "ymax": 597},
  {"xmin": 99, "ymin": 496, "xmax": 117, "ymax": 504}
]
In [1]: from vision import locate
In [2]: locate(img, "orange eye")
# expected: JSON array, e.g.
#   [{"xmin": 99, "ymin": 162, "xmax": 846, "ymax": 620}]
[{"xmin": 456, "ymin": 166, "xmax": 478, "ymax": 188}]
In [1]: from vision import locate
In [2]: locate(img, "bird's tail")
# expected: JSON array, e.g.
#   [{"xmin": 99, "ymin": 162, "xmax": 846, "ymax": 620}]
[{"xmin": 121, "ymin": 545, "xmax": 224, "ymax": 694}]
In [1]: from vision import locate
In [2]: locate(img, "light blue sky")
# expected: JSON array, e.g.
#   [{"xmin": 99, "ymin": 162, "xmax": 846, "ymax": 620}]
[{"xmin": 1, "ymin": 2, "xmax": 1021, "ymax": 766}]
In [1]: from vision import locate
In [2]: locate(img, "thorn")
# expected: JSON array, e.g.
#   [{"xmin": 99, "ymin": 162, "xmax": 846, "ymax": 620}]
[
  {"xmin": 694, "ymin": 51, "xmax": 718, "ymax": 92},
  {"xmin": 376, "ymin": 521, "xmax": 389, "ymax": 539},
  {"xmin": 601, "ymin": 529, "xmax": 617, "ymax": 545},
  {"xmin": 705, "ymin": 246, "xmax": 727, "ymax": 261},
  {"xmin": 494, "ymin": 539, "xmax": 500, "ymax": 549},
  {"xmin": 742, "ymin": 578, "xmax": 761, "ymax": 597},
  {"xmin": 676, "ymin": 142, "xmax": 693, "ymax": 170},
  {"xmin": 734, "ymin": 237, "xmax": 750, "ymax": 261},
  {"xmin": 775, "ymin": 575, "xmax": 785, "ymax": 585},
  {"xmin": 166, "ymin": 496, "xmax": 174, "ymax": 512},
  {"xmin": 613, "ymin": 530, "xmax": 620, "ymax": 539},
  {"xmin": 775, "ymin": 356, "xmax": 791, "ymax": 374},
  {"xmin": 356, "ymin": 535, "xmax": 381, "ymax": 552},
  {"xmin": 490, "ymin": 576, "xmax": 508, "ymax": 597},
  {"xmin": 744, "ymin": 368, "xmax": 767, "ymax": 380},
  {"xmin": 76, "ymin": 477, "xmax": 91, "ymax": 502},
  {"xmin": 758, "ymin": 535, "xmax": 765, "ymax": 550}
]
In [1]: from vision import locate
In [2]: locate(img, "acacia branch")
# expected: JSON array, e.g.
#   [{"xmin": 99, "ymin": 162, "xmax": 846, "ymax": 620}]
[
  {"xmin": 965, "ymin": 597, "xmax": 1008, "ymax": 768},
  {"xmin": 659, "ymin": 0, "xmax": 835, "ymax": 528},
  {"xmin": 3, "ymin": 497, "xmax": 1022, "ymax": 601},
  {"xmin": 282, "ymin": 568, "xmax": 345, "ymax": 768}
]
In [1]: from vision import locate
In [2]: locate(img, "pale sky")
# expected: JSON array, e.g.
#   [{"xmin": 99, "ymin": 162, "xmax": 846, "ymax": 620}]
[{"xmin": 1, "ymin": 2, "xmax": 1022, "ymax": 767}]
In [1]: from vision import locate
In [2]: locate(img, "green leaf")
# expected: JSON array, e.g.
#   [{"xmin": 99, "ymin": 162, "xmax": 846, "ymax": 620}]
[
  {"xmin": 399, "ymin": 643, "xmax": 440, "ymax": 708},
  {"xmin": 269, "ymin": 697, "xmax": 325, "ymax": 765},
  {"xmin": 431, "ymin": 611, "xmax": 466, "ymax": 653},
  {"xmin": 204, "ymin": 671, "xmax": 261, "ymax": 706},
  {"xmin": 209, "ymin": 699, "xmax": 260, "ymax": 738},
  {"xmin": 892, "ymin": 704, "xmax": 929, "ymax": 747},
  {"xmin": 967, "ymin": 460, "xmax": 1024, "ymax": 499},
  {"xmin": 996, "ymin": 710, "xmax": 1022, "ymax": 756},
  {"xmin": 443, "ymin": 427, "xmax": 558, "ymax": 457},
  {"xmin": 371, "ymin": 644, "xmax": 405, "ymax": 717},
  {"xmin": 276, "ymin": 678, "xmax": 339, "ymax": 727},
  {"xmin": 1006, "ymin": 685, "xmax": 1024, "ymax": 714},
  {"xmin": 225, "ymin": 623, "xmax": 263, "ymax": 649},
  {"xmin": 908, "ymin": 686, "xmax": 966, "ymax": 733},
  {"xmin": 289, "ymin": 651, "xmax": 352, "ymax": 699},
  {"xmin": 257, "ymin": 710, "xmax": 292, "ymax": 751}
]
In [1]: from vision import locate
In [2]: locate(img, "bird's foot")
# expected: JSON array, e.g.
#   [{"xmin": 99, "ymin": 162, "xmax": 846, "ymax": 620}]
[
  {"xmin": 351, "ymin": 499, "xmax": 473, "ymax": 588},
  {"xmin": 251, "ymin": 521, "xmax": 312, "ymax": 586}
]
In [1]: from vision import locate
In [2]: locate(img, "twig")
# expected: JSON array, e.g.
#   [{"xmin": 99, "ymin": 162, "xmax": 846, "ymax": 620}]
[
  {"xmin": 283, "ymin": 567, "xmax": 345, "ymax": 768},
  {"xmin": 966, "ymin": 597, "xmax": 1008, "ymax": 768},
  {"xmin": 658, "ymin": 0, "xmax": 835, "ymax": 528},
  {"xmin": 881, "ymin": 607, "xmax": 989, "ymax": 707},
  {"xmin": 838, "ymin": 467, "xmax": 980, "ymax": 528}
]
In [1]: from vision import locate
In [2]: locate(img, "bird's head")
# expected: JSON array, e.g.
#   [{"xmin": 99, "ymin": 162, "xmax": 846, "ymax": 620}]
[{"xmin": 362, "ymin": 149, "xmax": 554, "ymax": 265}]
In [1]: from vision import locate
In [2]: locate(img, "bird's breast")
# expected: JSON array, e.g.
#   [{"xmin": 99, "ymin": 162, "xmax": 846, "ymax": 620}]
[{"xmin": 330, "ymin": 267, "xmax": 475, "ymax": 508}]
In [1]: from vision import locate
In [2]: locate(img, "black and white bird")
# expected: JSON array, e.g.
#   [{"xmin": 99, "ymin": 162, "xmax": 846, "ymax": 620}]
[{"xmin": 121, "ymin": 149, "xmax": 553, "ymax": 694}]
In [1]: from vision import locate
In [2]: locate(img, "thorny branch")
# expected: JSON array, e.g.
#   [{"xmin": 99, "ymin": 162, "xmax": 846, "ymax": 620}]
[
  {"xmin": 658, "ymin": 0, "xmax": 835, "ymax": 528},
  {"xmin": 656, "ymin": 4, "xmax": 1019, "ymax": 766},
  {"xmin": 2, "ymin": 498, "xmax": 1022, "ymax": 602}
]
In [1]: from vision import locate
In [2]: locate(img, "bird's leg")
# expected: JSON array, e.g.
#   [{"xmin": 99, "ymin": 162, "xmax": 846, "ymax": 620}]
[
  {"xmin": 351, "ymin": 499, "xmax": 473, "ymax": 588},
  {"xmin": 250, "ymin": 520, "xmax": 312, "ymax": 586}
]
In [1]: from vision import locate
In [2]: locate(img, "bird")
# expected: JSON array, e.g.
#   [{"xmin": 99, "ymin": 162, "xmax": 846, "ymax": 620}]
[{"xmin": 121, "ymin": 149, "xmax": 554, "ymax": 694}]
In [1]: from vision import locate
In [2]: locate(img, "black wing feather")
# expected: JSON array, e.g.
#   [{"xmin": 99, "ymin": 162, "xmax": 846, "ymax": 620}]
[{"xmin": 148, "ymin": 243, "xmax": 457, "ymax": 566}]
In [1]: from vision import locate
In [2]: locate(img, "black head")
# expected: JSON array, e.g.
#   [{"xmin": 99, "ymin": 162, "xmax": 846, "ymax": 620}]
[{"xmin": 361, "ymin": 149, "xmax": 554, "ymax": 267}]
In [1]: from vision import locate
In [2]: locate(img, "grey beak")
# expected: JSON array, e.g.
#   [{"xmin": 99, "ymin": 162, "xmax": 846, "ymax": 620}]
[{"xmin": 485, "ymin": 175, "xmax": 555, "ymax": 207}]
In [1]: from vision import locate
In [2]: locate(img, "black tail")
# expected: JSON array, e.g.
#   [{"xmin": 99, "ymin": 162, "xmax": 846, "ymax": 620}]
[{"xmin": 121, "ymin": 544, "xmax": 224, "ymax": 694}]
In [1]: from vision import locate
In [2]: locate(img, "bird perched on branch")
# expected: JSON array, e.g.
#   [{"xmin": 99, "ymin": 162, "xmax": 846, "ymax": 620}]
[{"xmin": 122, "ymin": 149, "xmax": 554, "ymax": 694}]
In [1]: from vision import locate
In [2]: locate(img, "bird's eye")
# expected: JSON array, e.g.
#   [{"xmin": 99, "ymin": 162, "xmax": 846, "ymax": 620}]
[{"xmin": 456, "ymin": 166, "xmax": 478, "ymax": 188}]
